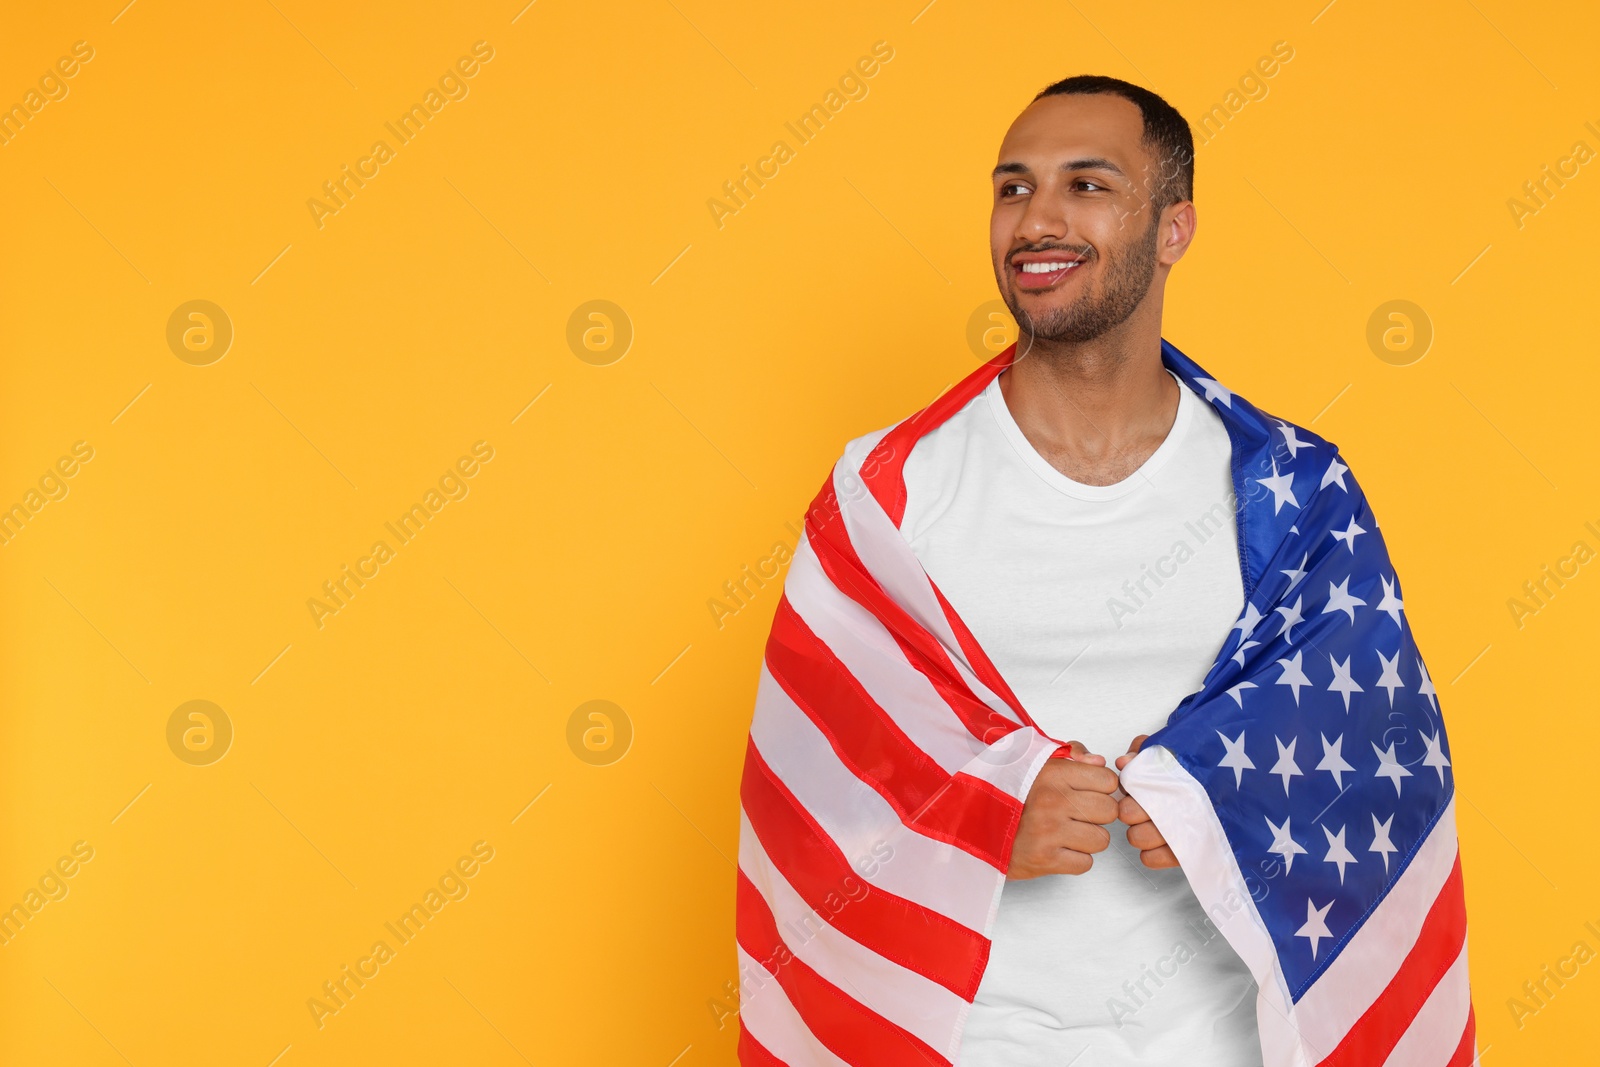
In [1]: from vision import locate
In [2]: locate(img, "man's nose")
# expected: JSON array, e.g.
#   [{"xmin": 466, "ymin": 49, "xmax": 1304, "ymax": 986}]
[{"xmin": 1017, "ymin": 188, "xmax": 1070, "ymax": 243}]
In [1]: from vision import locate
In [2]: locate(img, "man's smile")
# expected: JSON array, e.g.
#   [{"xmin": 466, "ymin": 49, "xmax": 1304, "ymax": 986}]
[{"xmin": 1010, "ymin": 249, "xmax": 1090, "ymax": 291}]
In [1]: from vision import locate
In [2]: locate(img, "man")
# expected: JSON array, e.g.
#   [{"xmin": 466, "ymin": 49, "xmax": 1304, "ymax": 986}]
[
  {"xmin": 734, "ymin": 75, "xmax": 1471, "ymax": 1067},
  {"xmin": 924, "ymin": 75, "xmax": 1259, "ymax": 1064}
]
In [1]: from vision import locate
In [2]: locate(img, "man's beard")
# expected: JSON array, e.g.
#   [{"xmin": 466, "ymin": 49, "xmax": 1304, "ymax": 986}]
[{"xmin": 1002, "ymin": 213, "xmax": 1160, "ymax": 344}]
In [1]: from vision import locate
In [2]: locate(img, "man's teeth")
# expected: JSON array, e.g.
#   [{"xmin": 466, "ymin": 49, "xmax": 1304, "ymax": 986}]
[{"xmin": 1020, "ymin": 261, "xmax": 1082, "ymax": 273}]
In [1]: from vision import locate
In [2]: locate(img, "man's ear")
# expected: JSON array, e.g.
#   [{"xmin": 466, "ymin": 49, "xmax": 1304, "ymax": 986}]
[{"xmin": 1158, "ymin": 202, "xmax": 1196, "ymax": 266}]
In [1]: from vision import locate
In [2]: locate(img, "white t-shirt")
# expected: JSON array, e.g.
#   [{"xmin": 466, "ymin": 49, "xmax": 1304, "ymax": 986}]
[{"xmin": 897, "ymin": 368, "xmax": 1263, "ymax": 1065}]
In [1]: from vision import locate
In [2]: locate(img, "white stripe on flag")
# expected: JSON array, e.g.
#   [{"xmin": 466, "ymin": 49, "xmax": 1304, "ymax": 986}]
[
  {"xmin": 736, "ymin": 944, "xmax": 852, "ymax": 1067},
  {"xmin": 738, "ymin": 809, "xmax": 970, "ymax": 1059},
  {"xmin": 749, "ymin": 663, "xmax": 999, "ymax": 931},
  {"xmin": 787, "ymin": 537, "xmax": 1065, "ymax": 806},
  {"xmin": 785, "ymin": 537, "xmax": 985, "ymax": 775},
  {"xmin": 830, "ymin": 451, "xmax": 1023, "ymax": 728},
  {"xmin": 1385, "ymin": 935, "xmax": 1471, "ymax": 1067},
  {"xmin": 958, "ymin": 724, "xmax": 1067, "ymax": 806}
]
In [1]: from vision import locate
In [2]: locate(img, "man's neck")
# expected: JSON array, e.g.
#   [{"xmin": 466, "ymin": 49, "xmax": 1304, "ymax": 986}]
[{"xmin": 996, "ymin": 305, "xmax": 1179, "ymax": 487}]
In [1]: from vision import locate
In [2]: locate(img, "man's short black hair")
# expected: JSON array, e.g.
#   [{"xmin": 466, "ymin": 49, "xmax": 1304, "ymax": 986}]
[{"xmin": 1033, "ymin": 75, "xmax": 1194, "ymax": 212}]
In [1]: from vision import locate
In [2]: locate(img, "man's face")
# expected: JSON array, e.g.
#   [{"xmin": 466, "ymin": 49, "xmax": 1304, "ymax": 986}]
[{"xmin": 990, "ymin": 93, "xmax": 1168, "ymax": 345}]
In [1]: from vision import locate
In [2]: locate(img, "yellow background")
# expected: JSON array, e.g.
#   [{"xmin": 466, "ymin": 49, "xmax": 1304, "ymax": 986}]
[{"xmin": 2, "ymin": 0, "xmax": 1595, "ymax": 1063}]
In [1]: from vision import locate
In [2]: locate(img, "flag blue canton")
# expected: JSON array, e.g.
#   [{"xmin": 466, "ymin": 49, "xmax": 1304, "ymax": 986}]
[{"xmin": 1148, "ymin": 345, "xmax": 1455, "ymax": 1003}]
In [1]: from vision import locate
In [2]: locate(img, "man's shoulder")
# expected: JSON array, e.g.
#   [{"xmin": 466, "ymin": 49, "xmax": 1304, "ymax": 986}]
[
  {"xmin": 1177, "ymin": 370, "xmax": 1346, "ymax": 470},
  {"xmin": 835, "ymin": 381, "xmax": 993, "ymax": 476},
  {"xmin": 1209, "ymin": 391, "xmax": 1369, "ymax": 526},
  {"xmin": 839, "ymin": 423, "xmax": 894, "ymax": 473}
]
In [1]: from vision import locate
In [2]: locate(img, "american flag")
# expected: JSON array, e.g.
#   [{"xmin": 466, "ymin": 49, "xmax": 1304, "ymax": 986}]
[{"xmin": 735, "ymin": 339, "xmax": 1475, "ymax": 1067}]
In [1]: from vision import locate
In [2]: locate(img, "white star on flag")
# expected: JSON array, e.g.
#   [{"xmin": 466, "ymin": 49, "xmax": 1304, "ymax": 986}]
[
  {"xmin": 1320, "ymin": 456, "xmax": 1349, "ymax": 492},
  {"xmin": 1217, "ymin": 730, "xmax": 1255, "ymax": 788},
  {"xmin": 1232, "ymin": 603, "xmax": 1265, "ymax": 642},
  {"xmin": 1316, "ymin": 733, "xmax": 1355, "ymax": 789},
  {"xmin": 1375, "ymin": 650, "xmax": 1405, "ymax": 706},
  {"xmin": 1417, "ymin": 658, "xmax": 1438, "ymax": 713},
  {"xmin": 1257, "ymin": 461, "xmax": 1299, "ymax": 515},
  {"xmin": 1327, "ymin": 654, "xmax": 1363, "ymax": 711},
  {"xmin": 1372, "ymin": 740, "xmax": 1414, "ymax": 796},
  {"xmin": 1232, "ymin": 640, "xmax": 1260, "ymax": 667},
  {"xmin": 1226, "ymin": 680, "xmax": 1257, "ymax": 707},
  {"xmin": 1296, "ymin": 898, "xmax": 1335, "ymax": 958},
  {"xmin": 1271, "ymin": 735, "xmax": 1304, "ymax": 794},
  {"xmin": 1322, "ymin": 825, "xmax": 1359, "ymax": 884},
  {"xmin": 1370, "ymin": 813, "xmax": 1398, "ymax": 873},
  {"xmin": 1275, "ymin": 650, "xmax": 1313, "ymax": 704},
  {"xmin": 1266, "ymin": 814, "xmax": 1308, "ymax": 874},
  {"xmin": 1322, "ymin": 577, "xmax": 1367, "ymax": 624},
  {"xmin": 1281, "ymin": 553, "xmax": 1309, "ymax": 592},
  {"xmin": 1276, "ymin": 420, "xmax": 1311, "ymax": 459},
  {"xmin": 1331, "ymin": 515, "xmax": 1367, "ymax": 553},
  {"xmin": 1276, "ymin": 596, "xmax": 1306, "ymax": 642},
  {"xmin": 1422, "ymin": 730, "xmax": 1451, "ymax": 783},
  {"xmin": 1194, "ymin": 377, "xmax": 1233, "ymax": 406},
  {"xmin": 1376, "ymin": 575, "xmax": 1404, "ymax": 627}
]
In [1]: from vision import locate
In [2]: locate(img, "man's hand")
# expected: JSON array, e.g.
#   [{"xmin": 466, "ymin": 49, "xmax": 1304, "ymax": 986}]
[
  {"xmin": 1007, "ymin": 741, "xmax": 1121, "ymax": 879},
  {"xmin": 1116, "ymin": 734, "xmax": 1179, "ymax": 870}
]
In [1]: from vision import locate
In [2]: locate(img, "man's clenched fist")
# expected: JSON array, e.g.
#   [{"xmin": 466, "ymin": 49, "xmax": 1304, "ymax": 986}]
[
  {"xmin": 1007, "ymin": 741, "xmax": 1121, "ymax": 879},
  {"xmin": 1115, "ymin": 734, "xmax": 1179, "ymax": 870}
]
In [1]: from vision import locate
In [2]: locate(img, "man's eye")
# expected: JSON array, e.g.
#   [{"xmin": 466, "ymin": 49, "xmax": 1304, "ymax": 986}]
[
  {"xmin": 1075, "ymin": 179, "xmax": 1106, "ymax": 192},
  {"xmin": 1000, "ymin": 183, "xmax": 1029, "ymax": 197}
]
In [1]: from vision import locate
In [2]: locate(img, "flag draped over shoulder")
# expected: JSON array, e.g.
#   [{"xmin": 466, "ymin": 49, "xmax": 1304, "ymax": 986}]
[{"xmin": 734, "ymin": 338, "xmax": 1477, "ymax": 1066}]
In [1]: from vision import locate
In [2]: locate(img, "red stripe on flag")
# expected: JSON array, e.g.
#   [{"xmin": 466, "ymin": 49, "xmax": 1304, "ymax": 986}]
[
  {"xmin": 800, "ymin": 480, "xmax": 1016, "ymax": 741},
  {"xmin": 928, "ymin": 579, "xmax": 1030, "ymax": 719},
  {"xmin": 861, "ymin": 345, "xmax": 1015, "ymax": 526},
  {"xmin": 737, "ymin": 1025, "xmax": 789, "ymax": 1067},
  {"xmin": 737, "ymin": 870, "xmax": 949, "ymax": 1067},
  {"xmin": 766, "ymin": 598, "xmax": 1021, "ymax": 869},
  {"xmin": 740, "ymin": 737, "xmax": 991, "ymax": 999},
  {"xmin": 1445, "ymin": 1004, "xmax": 1477, "ymax": 1067},
  {"xmin": 1317, "ymin": 848, "xmax": 1468, "ymax": 1067}
]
